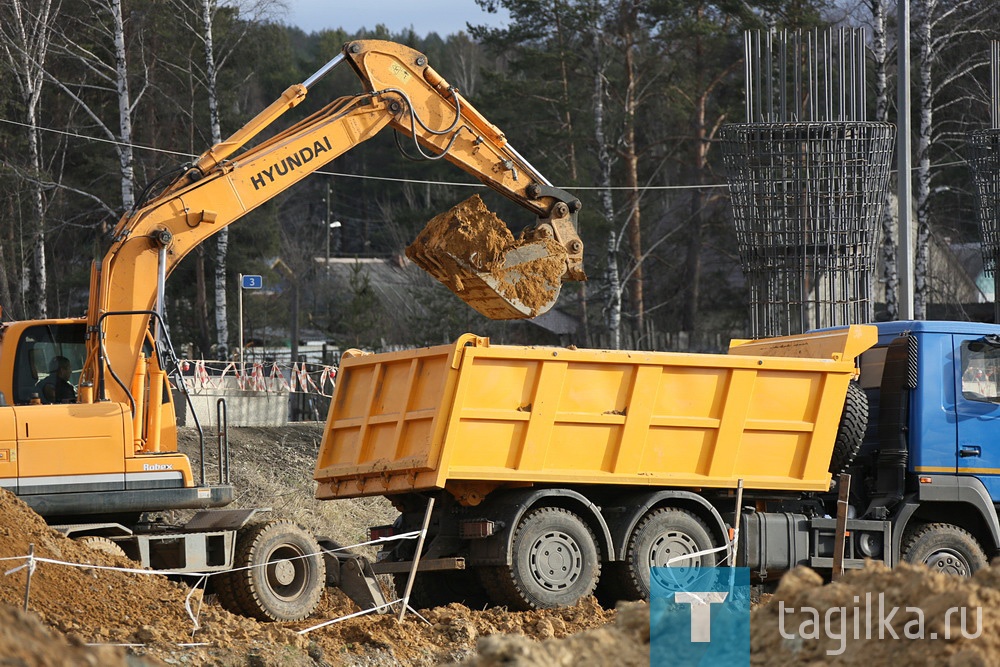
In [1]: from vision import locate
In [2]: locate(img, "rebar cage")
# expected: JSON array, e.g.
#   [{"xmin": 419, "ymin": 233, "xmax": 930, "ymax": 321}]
[
  {"xmin": 720, "ymin": 122, "xmax": 896, "ymax": 338},
  {"xmin": 969, "ymin": 129, "xmax": 1000, "ymax": 296},
  {"xmin": 968, "ymin": 42, "xmax": 1000, "ymax": 319}
]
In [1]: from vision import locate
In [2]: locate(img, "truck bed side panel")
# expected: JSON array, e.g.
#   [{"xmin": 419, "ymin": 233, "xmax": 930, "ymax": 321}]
[{"xmin": 315, "ymin": 327, "xmax": 876, "ymax": 500}]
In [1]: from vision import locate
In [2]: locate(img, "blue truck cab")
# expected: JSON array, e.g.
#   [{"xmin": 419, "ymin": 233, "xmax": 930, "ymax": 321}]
[
  {"xmin": 848, "ymin": 320, "xmax": 1000, "ymax": 574},
  {"xmin": 738, "ymin": 320, "xmax": 1000, "ymax": 579}
]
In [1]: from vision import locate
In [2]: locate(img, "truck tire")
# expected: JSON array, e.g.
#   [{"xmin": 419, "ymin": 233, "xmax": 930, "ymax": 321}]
[
  {"xmin": 600, "ymin": 508, "xmax": 716, "ymax": 604},
  {"xmin": 829, "ymin": 382, "xmax": 868, "ymax": 475},
  {"xmin": 215, "ymin": 521, "xmax": 326, "ymax": 621},
  {"xmin": 479, "ymin": 507, "xmax": 600, "ymax": 610},
  {"xmin": 900, "ymin": 523, "xmax": 987, "ymax": 577},
  {"xmin": 78, "ymin": 536, "xmax": 129, "ymax": 560},
  {"xmin": 393, "ymin": 570, "xmax": 490, "ymax": 610}
]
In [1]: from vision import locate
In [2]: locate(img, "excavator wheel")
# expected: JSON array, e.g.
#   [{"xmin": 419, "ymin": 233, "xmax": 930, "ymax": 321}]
[
  {"xmin": 78, "ymin": 536, "xmax": 129, "ymax": 560},
  {"xmin": 215, "ymin": 521, "xmax": 325, "ymax": 622}
]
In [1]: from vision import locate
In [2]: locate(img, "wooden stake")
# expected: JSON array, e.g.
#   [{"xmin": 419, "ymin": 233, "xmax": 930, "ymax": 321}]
[
  {"xmin": 398, "ymin": 496, "xmax": 435, "ymax": 622},
  {"xmin": 832, "ymin": 474, "xmax": 852, "ymax": 581},
  {"xmin": 23, "ymin": 543, "xmax": 34, "ymax": 612}
]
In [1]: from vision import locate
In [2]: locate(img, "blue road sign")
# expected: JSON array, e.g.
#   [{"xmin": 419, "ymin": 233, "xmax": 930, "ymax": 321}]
[{"xmin": 241, "ymin": 275, "xmax": 263, "ymax": 289}]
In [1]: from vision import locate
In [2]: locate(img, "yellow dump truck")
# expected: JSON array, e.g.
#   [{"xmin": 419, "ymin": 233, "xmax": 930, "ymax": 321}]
[{"xmin": 315, "ymin": 325, "xmax": 878, "ymax": 609}]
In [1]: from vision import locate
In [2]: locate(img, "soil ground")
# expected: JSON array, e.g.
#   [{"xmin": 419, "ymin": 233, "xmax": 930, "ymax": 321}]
[
  {"xmin": 0, "ymin": 425, "xmax": 625, "ymax": 666},
  {"xmin": 3, "ymin": 424, "xmax": 998, "ymax": 665}
]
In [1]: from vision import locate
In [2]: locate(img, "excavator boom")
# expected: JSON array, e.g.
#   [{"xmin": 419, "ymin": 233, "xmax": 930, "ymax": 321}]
[{"xmin": 89, "ymin": 39, "xmax": 585, "ymax": 404}]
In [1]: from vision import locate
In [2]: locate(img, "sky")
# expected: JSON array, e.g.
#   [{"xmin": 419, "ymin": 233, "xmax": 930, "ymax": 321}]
[{"xmin": 282, "ymin": 1, "xmax": 510, "ymax": 38}]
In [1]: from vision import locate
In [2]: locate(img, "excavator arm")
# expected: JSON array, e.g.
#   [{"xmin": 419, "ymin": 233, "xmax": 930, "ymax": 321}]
[{"xmin": 85, "ymin": 40, "xmax": 584, "ymax": 404}]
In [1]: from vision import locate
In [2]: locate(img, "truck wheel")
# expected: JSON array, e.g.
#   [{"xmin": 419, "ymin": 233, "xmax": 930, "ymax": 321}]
[
  {"xmin": 393, "ymin": 570, "xmax": 490, "ymax": 610},
  {"xmin": 215, "ymin": 521, "xmax": 326, "ymax": 621},
  {"xmin": 601, "ymin": 508, "xmax": 715, "ymax": 603},
  {"xmin": 479, "ymin": 507, "xmax": 600, "ymax": 611},
  {"xmin": 78, "ymin": 536, "xmax": 129, "ymax": 560},
  {"xmin": 901, "ymin": 523, "xmax": 987, "ymax": 577},
  {"xmin": 829, "ymin": 382, "xmax": 868, "ymax": 474}
]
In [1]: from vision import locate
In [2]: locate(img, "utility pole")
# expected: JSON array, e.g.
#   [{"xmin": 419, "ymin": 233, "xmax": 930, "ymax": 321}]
[
  {"xmin": 324, "ymin": 181, "xmax": 341, "ymax": 273},
  {"xmin": 898, "ymin": 0, "xmax": 914, "ymax": 319},
  {"xmin": 325, "ymin": 182, "xmax": 331, "ymax": 274}
]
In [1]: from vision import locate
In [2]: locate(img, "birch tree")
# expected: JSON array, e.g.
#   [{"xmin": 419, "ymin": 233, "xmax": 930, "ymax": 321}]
[
  {"xmin": 589, "ymin": 7, "xmax": 622, "ymax": 348},
  {"xmin": 166, "ymin": 0, "xmax": 275, "ymax": 359},
  {"xmin": 869, "ymin": 0, "xmax": 897, "ymax": 319},
  {"xmin": 47, "ymin": 0, "xmax": 151, "ymax": 217},
  {"xmin": 0, "ymin": 0, "xmax": 61, "ymax": 318},
  {"xmin": 912, "ymin": 0, "xmax": 991, "ymax": 318}
]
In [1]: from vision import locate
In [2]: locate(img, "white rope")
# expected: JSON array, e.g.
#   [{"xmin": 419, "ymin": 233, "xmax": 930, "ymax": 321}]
[
  {"xmin": 298, "ymin": 600, "xmax": 398, "ymax": 634},
  {"xmin": 0, "ymin": 527, "xmax": 426, "ymax": 639}
]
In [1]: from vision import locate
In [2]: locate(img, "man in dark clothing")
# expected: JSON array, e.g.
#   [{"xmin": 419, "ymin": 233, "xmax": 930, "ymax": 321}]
[{"xmin": 37, "ymin": 356, "xmax": 76, "ymax": 404}]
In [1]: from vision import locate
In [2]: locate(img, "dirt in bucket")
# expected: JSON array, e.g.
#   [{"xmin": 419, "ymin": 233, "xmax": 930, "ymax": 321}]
[{"xmin": 406, "ymin": 195, "xmax": 567, "ymax": 318}]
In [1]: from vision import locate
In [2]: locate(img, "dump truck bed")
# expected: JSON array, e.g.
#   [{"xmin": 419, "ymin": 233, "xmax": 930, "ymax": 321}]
[{"xmin": 314, "ymin": 326, "xmax": 877, "ymax": 503}]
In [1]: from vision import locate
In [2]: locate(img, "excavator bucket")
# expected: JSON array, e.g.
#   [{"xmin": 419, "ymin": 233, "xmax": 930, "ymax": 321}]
[{"xmin": 406, "ymin": 195, "xmax": 569, "ymax": 319}]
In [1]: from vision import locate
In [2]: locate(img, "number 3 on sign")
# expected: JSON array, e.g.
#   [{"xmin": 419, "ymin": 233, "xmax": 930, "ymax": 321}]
[{"xmin": 241, "ymin": 275, "xmax": 263, "ymax": 290}]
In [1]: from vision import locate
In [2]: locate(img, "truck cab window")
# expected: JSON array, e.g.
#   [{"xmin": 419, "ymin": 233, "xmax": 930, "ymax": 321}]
[
  {"xmin": 13, "ymin": 324, "xmax": 87, "ymax": 404},
  {"xmin": 960, "ymin": 338, "xmax": 1000, "ymax": 402}
]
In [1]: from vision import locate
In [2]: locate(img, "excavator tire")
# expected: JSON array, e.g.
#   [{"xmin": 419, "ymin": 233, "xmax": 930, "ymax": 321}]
[
  {"xmin": 829, "ymin": 382, "xmax": 869, "ymax": 475},
  {"xmin": 215, "ymin": 521, "xmax": 325, "ymax": 622},
  {"xmin": 78, "ymin": 536, "xmax": 129, "ymax": 560}
]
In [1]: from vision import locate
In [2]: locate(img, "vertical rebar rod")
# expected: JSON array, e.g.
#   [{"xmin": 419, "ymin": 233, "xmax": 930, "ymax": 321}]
[
  {"xmin": 745, "ymin": 31, "xmax": 752, "ymax": 123},
  {"xmin": 990, "ymin": 40, "xmax": 1000, "ymax": 130}
]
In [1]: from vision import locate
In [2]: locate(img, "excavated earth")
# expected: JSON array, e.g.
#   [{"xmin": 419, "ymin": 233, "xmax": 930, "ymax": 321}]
[
  {"xmin": 405, "ymin": 194, "xmax": 567, "ymax": 317},
  {"xmin": 3, "ymin": 423, "xmax": 999, "ymax": 665},
  {"xmin": 0, "ymin": 425, "xmax": 622, "ymax": 666}
]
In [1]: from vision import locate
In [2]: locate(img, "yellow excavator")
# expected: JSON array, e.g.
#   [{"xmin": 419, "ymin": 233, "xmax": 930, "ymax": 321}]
[{"xmin": 0, "ymin": 40, "xmax": 584, "ymax": 621}]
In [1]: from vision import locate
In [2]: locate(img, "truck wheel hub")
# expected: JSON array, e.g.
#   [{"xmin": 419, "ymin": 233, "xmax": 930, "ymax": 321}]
[
  {"xmin": 925, "ymin": 549, "xmax": 969, "ymax": 576},
  {"xmin": 650, "ymin": 530, "xmax": 699, "ymax": 567},
  {"xmin": 272, "ymin": 559, "xmax": 296, "ymax": 586},
  {"xmin": 529, "ymin": 530, "xmax": 582, "ymax": 590}
]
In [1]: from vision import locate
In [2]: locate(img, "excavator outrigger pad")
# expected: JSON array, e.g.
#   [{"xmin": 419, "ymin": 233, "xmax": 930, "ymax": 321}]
[{"xmin": 406, "ymin": 195, "xmax": 571, "ymax": 319}]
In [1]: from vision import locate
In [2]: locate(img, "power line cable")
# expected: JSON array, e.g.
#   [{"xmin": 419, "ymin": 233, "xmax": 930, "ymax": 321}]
[{"xmin": 0, "ymin": 116, "xmax": 975, "ymax": 193}]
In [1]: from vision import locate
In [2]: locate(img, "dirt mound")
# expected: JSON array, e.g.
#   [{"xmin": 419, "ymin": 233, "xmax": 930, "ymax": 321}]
[
  {"xmin": 451, "ymin": 601, "xmax": 649, "ymax": 667},
  {"xmin": 0, "ymin": 425, "xmax": 621, "ymax": 666},
  {"xmin": 753, "ymin": 563, "xmax": 1000, "ymax": 665},
  {"xmin": 0, "ymin": 487, "xmax": 312, "ymax": 665}
]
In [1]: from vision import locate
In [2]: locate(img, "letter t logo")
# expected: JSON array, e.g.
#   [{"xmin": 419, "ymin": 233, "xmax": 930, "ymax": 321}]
[{"xmin": 674, "ymin": 592, "xmax": 730, "ymax": 642}]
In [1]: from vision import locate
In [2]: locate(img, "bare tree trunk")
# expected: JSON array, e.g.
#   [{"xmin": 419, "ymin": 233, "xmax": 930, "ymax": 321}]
[
  {"xmin": 683, "ymin": 25, "xmax": 708, "ymax": 333},
  {"xmin": 110, "ymin": 0, "xmax": 135, "ymax": 211},
  {"xmin": 194, "ymin": 247, "xmax": 211, "ymax": 357},
  {"xmin": 47, "ymin": 0, "xmax": 149, "ymax": 216},
  {"xmin": 169, "ymin": 0, "xmax": 272, "ymax": 357},
  {"xmin": 553, "ymin": 7, "xmax": 578, "ymax": 181},
  {"xmin": 620, "ymin": 2, "xmax": 644, "ymax": 337},
  {"xmin": 0, "ymin": 0, "xmax": 58, "ymax": 318},
  {"xmin": 591, "ymin": 16, "xmax": 620, "ymax": 349},
  {"xmin": 871, "ymin": 0, "xmax": 898, "ymax": 320},
  {"xmin": 198, "ymin": 0, "xmax": 230, "ymax": 357}
]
